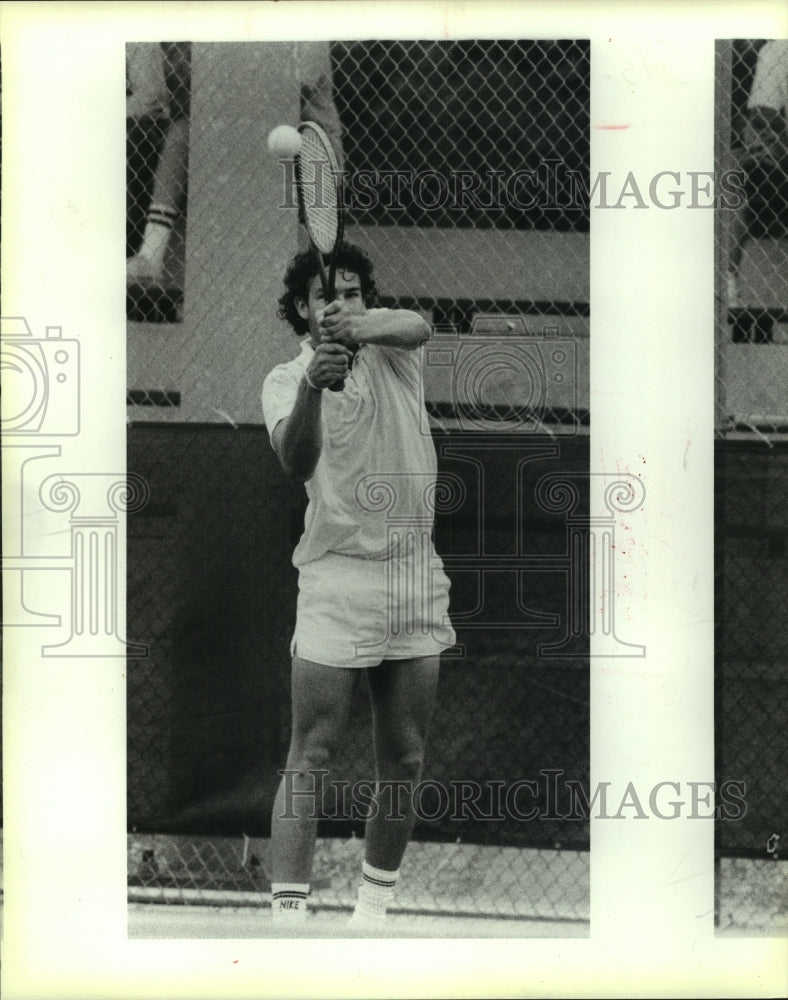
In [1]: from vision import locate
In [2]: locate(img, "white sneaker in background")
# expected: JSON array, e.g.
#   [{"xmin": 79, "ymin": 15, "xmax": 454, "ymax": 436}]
[{"xmin": 127, "ymin": 252, "xmax": 165, "ymax": 284}]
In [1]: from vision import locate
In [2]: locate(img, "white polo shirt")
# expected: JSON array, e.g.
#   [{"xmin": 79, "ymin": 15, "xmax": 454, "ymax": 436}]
[
  {"xmin": 749, "ymin": 40, "xmax": 788, "ymax": 123},
  {"xmin": 262, "ymin": 318, "xmax": 439, "ymax": 567}
]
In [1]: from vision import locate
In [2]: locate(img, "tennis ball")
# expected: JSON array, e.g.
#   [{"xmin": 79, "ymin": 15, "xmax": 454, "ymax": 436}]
[{"xmin": 267, "ymin": 124, "xmax": 302, "ymax": 159}]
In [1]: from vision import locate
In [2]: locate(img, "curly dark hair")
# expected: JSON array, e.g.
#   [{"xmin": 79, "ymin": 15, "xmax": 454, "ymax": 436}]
[{"xmin": 277, "ymin": 242, "xmax": 379, "ymax": 336}]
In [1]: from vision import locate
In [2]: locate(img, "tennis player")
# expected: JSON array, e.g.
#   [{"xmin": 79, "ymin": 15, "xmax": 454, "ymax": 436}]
[{"xmin": 261, "ymin": 242, "xmax": 455, "ymax": 929}]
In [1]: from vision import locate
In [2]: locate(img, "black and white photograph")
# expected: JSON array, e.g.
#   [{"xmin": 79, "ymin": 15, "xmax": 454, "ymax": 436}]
[
  {"xmin": 124, "ymin": 36, "xmax": 592, "ymax": 941},
  {"xmin": 713, "ymin": 38, "xmax": 787, "ymax": 935},
  {"xmin": 2, "ymin": 2, "xmax": 787, "ymax": 998}
]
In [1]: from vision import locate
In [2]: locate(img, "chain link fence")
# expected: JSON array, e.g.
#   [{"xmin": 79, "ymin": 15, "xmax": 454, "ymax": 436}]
[
  {"xmin": 714, "ymin": 40, "xmax": 787, "ymax": 934},
  {"xmin": 716, "ymin": 39, "xmax": 788, "ymax": 433},
  {"xmin": 126, "ymin": 42, "xmax": 191, "ymax": 323},
  {"xmin": 126, "ymin": 39, "xmax": 590, "ymax": 927}
]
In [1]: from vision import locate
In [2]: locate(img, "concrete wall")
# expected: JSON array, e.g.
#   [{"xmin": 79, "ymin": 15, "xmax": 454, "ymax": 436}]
[{"xmin": 127, "ymin": 42, "xmax": 303, "ymax": 425}]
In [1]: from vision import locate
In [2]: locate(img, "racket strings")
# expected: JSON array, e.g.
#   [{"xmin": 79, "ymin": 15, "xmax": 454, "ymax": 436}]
[{"xmin": 298, "ymin": 127, "xmax": 340, "ymax": 253}]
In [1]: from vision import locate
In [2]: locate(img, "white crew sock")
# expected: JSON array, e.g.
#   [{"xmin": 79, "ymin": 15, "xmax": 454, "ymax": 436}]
[
  {"xmin": 138, "ymin": 203, "xmax": 178, "ymax": 265},
  {"xmin": 349, "ymin": 861, "xmax": 399, "ymax": 924},
  {"xmin": 271, "ymin": 882, "xmax": 310, "ymax": 923}
]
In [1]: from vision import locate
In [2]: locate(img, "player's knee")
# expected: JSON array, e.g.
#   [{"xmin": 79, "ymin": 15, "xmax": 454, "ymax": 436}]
[
  {"xmin": 380, "ymin": 745, "xmax": 425, "ymax": 782},
  {"xmin": 287, "ymin": 739, "xmax": 334, "ymax": 777},
  {"xmin": 401, "ymin": 753, "xmax": 425, "ymax": 784}
]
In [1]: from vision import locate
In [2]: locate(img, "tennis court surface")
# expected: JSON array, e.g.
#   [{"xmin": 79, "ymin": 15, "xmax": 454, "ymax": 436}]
[
  {"xmin": 128, "ymin": 835, "xmax": 590, "ymax": 938},
  {"xmin": 129, "ymin": 903, "xmax": 586, "ymax": 939}
]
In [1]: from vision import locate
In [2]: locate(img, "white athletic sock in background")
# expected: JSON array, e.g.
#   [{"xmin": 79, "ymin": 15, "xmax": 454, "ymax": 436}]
[{"xmin": 139, "ymin": 204, "xmax": 178, "ymax": 265}]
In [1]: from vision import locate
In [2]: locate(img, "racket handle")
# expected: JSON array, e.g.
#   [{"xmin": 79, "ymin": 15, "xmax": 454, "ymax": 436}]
[
  {"xmin": 328, "ymin": 348, "xmax": 355, "ymax": 390},
  {"xmin": 328, "ymin": 344, "xmax": 355, "ymax": 392},
  {"xmin": 326, "ymin": 351, "xmax": 351, "ymax": 392}
]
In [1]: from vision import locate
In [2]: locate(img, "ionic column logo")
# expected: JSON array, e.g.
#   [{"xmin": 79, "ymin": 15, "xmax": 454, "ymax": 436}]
[
  {"xmin": 37, "ymin": 474, "xmax": 150, "ymax": 657},
  {"xmin": 535, "ymin": 473, "xmax": 646, "ymax": 657},
  {"xmin": 353, "ymin": 471, "xmax": 465, "ymax": 653}
]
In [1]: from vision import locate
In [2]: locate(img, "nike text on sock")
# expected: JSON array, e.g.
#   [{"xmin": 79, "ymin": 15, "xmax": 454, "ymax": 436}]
[{"xmin": 271, "ymin": 882, "xmax": 309, "ymax": 920}]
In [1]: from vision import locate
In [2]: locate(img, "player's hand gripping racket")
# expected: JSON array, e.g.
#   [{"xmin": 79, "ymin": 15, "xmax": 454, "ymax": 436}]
[{"xmin": 295, "ymin": 120, "xmax": 346, "ymax": 391}]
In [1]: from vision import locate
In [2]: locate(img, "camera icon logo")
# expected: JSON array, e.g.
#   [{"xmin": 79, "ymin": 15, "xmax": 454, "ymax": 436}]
[
  {"xmin": 0, "ymin": 317, "xmax": 80, "ymax": 435},
  {"xmin": 421, "ymin": 313, "xmax": 578, "ymax": 433}
]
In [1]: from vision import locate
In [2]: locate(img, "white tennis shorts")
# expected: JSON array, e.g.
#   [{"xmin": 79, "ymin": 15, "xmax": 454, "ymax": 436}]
[{"xmin": 292, "ymin": 548, "xmax": 456, "ymax": 669}]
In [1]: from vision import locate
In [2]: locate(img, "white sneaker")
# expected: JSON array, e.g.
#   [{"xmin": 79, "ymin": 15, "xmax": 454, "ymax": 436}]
[
  {"xmin": 346, "ymin": 910, "xmax": 386, "ymax": 933},
  {"xmin": 127, "ymin": 253, "xmax": 165, "ymax": 284}
]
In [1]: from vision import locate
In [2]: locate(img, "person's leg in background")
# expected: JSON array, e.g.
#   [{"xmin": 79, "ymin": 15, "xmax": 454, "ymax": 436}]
[
  {"xmin": 727, "ymin": 177, "xmax": 754, "ymax": 308},
  {"xmin": 126, "ymin": 116, "xmax": 189, "ymax": 283},
  {"xmin": 128, "ymin": 43, "xmax": 191, "ymax": 284},
  {"xmin": 126, "ymin": 117, "xmax": 166, "ymax": 260}
]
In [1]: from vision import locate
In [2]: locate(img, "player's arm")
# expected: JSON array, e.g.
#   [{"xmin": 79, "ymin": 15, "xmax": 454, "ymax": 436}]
[
  {"xmin": 320, "ymin": 305, "xmax": 429, "ymax": 351},
  {"xmin": 270, "ymin": 343, "xmax": 351, "ymax": 481}
]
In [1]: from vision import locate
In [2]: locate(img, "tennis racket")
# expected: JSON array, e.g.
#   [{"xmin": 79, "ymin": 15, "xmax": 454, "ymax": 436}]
[{"xmin": 295, "ymin": 120, "xmax": 346, "ymax": 391}]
